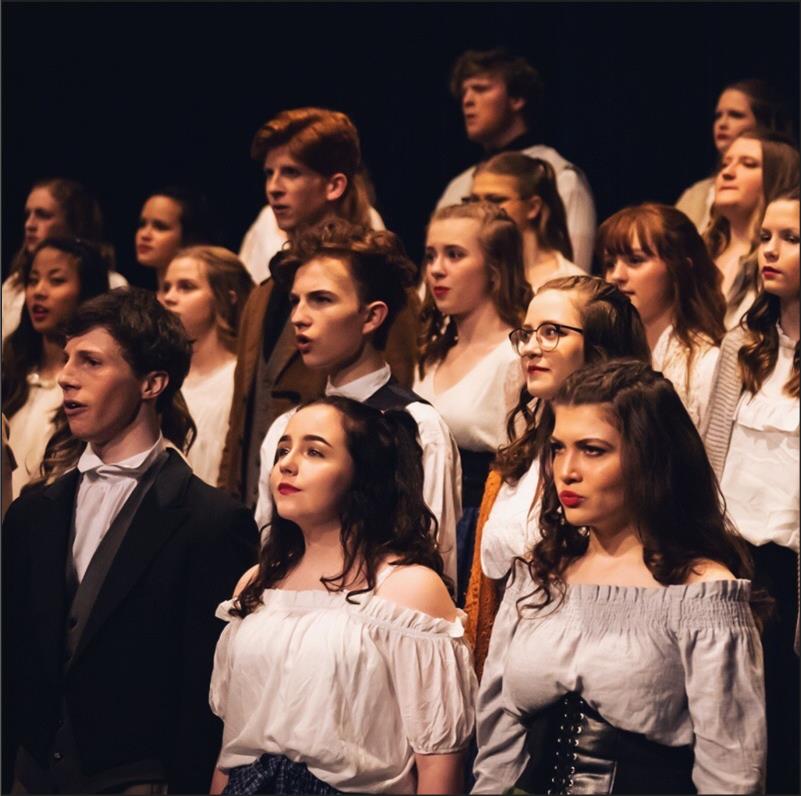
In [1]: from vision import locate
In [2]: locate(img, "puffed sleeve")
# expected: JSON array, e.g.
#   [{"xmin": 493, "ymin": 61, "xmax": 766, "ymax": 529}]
[
  {"xmin": 677, "ymin": 582, "xmax": 766, "ymax": 794},
  {"xmin": 377, "ymin": 606, "xmax": 477, "ymax": 754},
  {"xmin": 472, "ymin": 566, "xmax": 529, "ymax": 794},
  {"xmin": 406, "ymin": 402, "xmax": 462, "ymax": 587},
  {"xmin": 209, "ymin": 599, "xmax": 242, "ymax": 721}
]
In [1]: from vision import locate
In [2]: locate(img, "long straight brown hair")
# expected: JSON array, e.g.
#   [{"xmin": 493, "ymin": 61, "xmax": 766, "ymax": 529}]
[
  {"xmin": 417, "ymin": 202, "xmax": 532, "ymax": 377},
  {"xmin": 598, "ymin": 203, "xmax": 726, "ymax": 393}
]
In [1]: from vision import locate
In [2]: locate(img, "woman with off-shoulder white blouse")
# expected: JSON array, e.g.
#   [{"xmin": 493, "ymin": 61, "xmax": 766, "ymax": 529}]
[
  {"xmin": 209, "ymin": 398, "xmax": 476, "ymax": 795},
  {"xmin": 474, "ymin": 360, "xmax": 766, "ymax": 795}
]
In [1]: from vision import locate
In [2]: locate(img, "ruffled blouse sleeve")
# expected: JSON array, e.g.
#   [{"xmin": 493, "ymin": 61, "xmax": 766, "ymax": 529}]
[
  {"xmin": 362, "ymin": 600, "xmax": 477, "ymax": 755},
  {"xmin": 472, "ymin": 566, "xmax": 530, "ymax": 794},
  {"xmin": 209, "ymin": 598, "xmax": 242, "ymax": 720},
  {"xmin": 676, "ymin": 581, "xmax": 766, "ymax": 794}
]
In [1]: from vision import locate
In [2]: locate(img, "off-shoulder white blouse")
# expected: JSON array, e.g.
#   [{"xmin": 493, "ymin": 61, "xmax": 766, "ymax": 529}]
[
  {"xmin": 210, "ymin": 569, "xmax": 477, "ymax": 793},
  {"xmin": 473, "ymin": 569, "xmax": 766, "ymax": 794}
]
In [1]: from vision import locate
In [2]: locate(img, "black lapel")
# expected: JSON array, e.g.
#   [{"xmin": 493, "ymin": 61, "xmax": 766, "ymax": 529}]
[
  {"xmin": 70, "ymin": 451, "xmax": 192, "ymax": 664},
  {"xmin": 30, "ymin": 469, "xmax": 81, "ymax": 683}
]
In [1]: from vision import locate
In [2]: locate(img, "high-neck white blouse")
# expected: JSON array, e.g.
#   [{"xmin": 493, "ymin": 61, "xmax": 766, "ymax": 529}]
[{"xmin": 210, "ymin": 575, "xmax": 477, "ymax": 793}]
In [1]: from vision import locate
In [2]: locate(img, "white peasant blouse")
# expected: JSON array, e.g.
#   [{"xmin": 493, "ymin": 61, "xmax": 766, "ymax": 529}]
[{"xmin": 209, "ymin": 569, "xmax": 478, "ymax": 793}]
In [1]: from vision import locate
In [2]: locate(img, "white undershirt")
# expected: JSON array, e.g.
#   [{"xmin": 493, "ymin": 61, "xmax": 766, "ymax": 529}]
[{"xmin": 72, "ymin": 435, "xmax": 165, "ymax": 581}]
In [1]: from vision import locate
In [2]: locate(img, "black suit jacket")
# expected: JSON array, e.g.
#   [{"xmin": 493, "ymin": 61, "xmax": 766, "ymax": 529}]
[{"xmin": 2, "ymin": 450, "xmax": 259, "ymax": 793}]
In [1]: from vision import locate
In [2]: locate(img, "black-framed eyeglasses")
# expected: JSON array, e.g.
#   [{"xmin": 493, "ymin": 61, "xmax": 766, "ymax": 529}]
[{"xmin": 509, "ymin": 322, "xmax": 584, "ymax": 354}]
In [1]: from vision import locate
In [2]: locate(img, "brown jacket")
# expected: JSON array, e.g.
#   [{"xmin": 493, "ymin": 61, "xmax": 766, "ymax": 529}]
[
  {"xmin": 463, "ymin": 468, "xmax": 505, "ymax": 680},
  {"xmin": 218, "ymin": 279, "xmax": 420, "ymax": 502}
]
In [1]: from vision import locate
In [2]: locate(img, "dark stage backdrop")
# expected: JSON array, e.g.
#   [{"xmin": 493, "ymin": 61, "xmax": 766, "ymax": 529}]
[{"xmin": 3, "ymin": 1, "xmax": 799, "ymax": 281}]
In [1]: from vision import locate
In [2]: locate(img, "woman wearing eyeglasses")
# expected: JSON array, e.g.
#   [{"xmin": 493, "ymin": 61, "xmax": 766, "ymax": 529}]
[
  {"xmin": 599, "ymin": 203, "xmax": 726, "ymax": 429},
  {"xmin": 414, "ymin": 202, "xmax": 532, "ymax": 604},
  {"xmin": 464, "ymin": 276, "xmax": 650, "ymax": 676},
  {"xmin": 469, "ymin": 153, "xmax": 586, "ymax": 289}
]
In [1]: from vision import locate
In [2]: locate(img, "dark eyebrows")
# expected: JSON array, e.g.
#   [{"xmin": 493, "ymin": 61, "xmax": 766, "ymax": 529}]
[
  {"xmin": 577, "ymin": 437, "xmax": 613, "ymax": 448},
  {"xmin": 277, "ymin": 433, "xmax": 333, "ymax": 448}
]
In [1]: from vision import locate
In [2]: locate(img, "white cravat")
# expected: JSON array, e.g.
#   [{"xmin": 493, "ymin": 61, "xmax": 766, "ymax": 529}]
[{"xmin": 72, "ymin": 436, "xmax": 165, "ymax": 582}]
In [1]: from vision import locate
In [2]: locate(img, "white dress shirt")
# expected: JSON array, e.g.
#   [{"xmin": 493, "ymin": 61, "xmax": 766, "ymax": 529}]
[
  {"xmin": 72, "ymin": 435, "xmax": 165, "ymax": 581},
  {"xmin": 720, "ymin": 325, "xmax": 799, "ymax": 551},
  {"xmin": 254, "ymin": 363, "xmax": 461, "ymax": 584}
]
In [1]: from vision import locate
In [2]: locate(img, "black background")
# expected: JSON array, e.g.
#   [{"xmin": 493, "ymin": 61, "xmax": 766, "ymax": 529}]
[{"xmin": 3, "ymin": 1, "xmax": 799, "ymax": 281}]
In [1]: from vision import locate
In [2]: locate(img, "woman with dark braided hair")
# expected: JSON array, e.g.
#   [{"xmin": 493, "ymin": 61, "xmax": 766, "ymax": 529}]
[
  {"xmin": 474, "ymin": 359, "xmax": 766, "ymax": 795},
  {"xmin": 210, "ymin": 397, "xmax": 476, "ymax": 795},
  {"xmin": 703, "ymin": 187, "xmax": 799, "ymax": 794},
  {"xmin": 463, "ymin": 275, "xmax": 650, "ymax": 677}
]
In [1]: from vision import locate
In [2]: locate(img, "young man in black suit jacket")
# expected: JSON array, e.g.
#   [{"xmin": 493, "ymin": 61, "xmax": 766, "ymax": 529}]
[{"xmin": 2, "ymin": 288, "xmax": 258, "ymax": 794}]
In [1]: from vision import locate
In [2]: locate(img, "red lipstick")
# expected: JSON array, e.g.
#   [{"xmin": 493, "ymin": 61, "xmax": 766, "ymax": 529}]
[
  {"xmin": 559, "ymin": 490, "xmax": 584, "ymax": 508},
  {"xmin": 277, "ymin": 483, "xmax": 300, "ymax": 495}
]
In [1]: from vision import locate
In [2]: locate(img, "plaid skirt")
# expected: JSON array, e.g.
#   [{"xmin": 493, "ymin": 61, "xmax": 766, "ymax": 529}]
[{"xmin": 223, "ymin": 753, "xmax": 341, "ymax": 795}]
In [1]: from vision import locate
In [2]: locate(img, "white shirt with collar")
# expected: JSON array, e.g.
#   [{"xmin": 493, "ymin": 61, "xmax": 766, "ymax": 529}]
[
  {"xmin": 72, "ymin": 435, "xmax": 166, "ymax": 582},
  {"xmin": 254, "ymin": 363, "xmax": 461, "ymax": 585}
]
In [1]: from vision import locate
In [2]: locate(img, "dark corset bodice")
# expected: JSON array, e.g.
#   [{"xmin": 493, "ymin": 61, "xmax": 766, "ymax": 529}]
[{"xmin": 514, "ymin": 692, "xmax": 696, "ymax": 795}]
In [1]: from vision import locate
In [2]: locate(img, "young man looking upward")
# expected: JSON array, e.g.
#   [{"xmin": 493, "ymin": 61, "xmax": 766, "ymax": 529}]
[
  {"xmin": 219, "ymin": 107, "xmax": 418, "ymax": 509},
  {"xmin": 3, "ymin": 288, "xmax": 258, "ymax": 794},
  {"xmin": 437, "ymin": 47, "xmax": 597, "ymax": 272},
  {"xmin": 253, "ymin": 220, "xmax": 460, "ymax": 585}
]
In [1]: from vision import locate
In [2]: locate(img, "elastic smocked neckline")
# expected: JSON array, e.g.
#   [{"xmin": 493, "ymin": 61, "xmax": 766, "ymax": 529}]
[
  {"xmin": 561, "ymin": 578, "xmax": 752, "ymax": 603},
  {"xmin": 504, "ymin": 569, "xmax": 752, "ymax": 603},
  {"xmin": 216, "ymin": 587, "xmax": 467, "ymax": 638}
]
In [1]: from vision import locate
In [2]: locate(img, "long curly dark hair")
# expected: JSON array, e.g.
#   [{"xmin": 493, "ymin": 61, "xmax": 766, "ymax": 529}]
[
  {"xmin": 234, "ymin": 396, "xmax": 451, "ymax": 616},
  {"xmin": 495, "ymin": 276, "xmax": 650, "ymax": 485},
  {"xmin": 520, "ymin": 359, "xmax": 766, "ymax": 622},
  {"xmin": 738, "ymin": 188, "xmax": 800, "ymax": 399}
]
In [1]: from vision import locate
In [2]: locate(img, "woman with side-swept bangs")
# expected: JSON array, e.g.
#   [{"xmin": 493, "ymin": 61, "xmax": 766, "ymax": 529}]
[{"xmin": 600, "ymin": 202, "xmax": 725, "ymax": 427}]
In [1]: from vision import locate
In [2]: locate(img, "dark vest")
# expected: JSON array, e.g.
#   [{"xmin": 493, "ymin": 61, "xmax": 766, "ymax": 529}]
[
  {"xmin": 362, "ymin": 377, "xmax": 427, "ymax": 412},
  {"xmin": 16, "ymin": 453, "xmax": 170, "ymax": 794}
]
